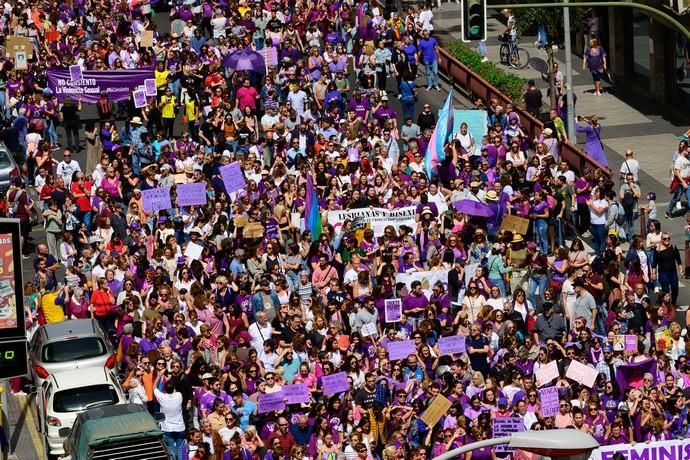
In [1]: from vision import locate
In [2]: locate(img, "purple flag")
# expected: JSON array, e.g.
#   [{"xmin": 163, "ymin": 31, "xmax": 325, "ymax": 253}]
[
  {"xmin": 47, "ymin": 69, "xmax": 154, "ymax": 103},
  {"xmin": 615, "ymin": 358, "xmax": 657, "ymax": 392}
]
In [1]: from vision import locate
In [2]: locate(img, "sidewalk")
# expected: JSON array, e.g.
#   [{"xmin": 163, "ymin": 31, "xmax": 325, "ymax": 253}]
[{"xmin": 432, "ymin": 7, "xmax": 690, "ymax": 304}]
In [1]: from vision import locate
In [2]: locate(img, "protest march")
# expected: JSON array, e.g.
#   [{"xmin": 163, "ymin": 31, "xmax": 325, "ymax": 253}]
[{"xmin": 0, "ymin": 0, "xmax": 688, "ymax": 459}]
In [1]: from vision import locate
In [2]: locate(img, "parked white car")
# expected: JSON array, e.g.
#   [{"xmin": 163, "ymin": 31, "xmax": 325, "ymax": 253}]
[{"xmin": 36, "ymin": 367, "xmax": 126, "ymax": 459}]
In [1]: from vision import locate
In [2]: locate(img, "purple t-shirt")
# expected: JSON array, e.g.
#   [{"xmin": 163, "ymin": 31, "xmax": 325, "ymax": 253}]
[{"xmin": 402, "ymin": 293, "xmax": 429, "ymax": 317}]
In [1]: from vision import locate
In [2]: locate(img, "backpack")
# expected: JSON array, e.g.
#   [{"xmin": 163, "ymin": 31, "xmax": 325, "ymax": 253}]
[
  {"xmin": 609, "ymin": 201, "xmax": 625, "ymax": 227},
  {"xmin": 8, "ymin": 189, "xmax": 23, "ymax": 217},
  {"xmin": 622, "ymin": 188, "xmax": 635, "ymax": 210}
]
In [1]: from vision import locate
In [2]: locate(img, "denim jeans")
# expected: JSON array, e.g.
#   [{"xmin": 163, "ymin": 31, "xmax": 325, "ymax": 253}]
[
  {"xmin": 423, "ymin": 60, "xmax": 439, "ymax": 89},
  {"xmin": 554, "ymin": 217, "xmax": 564, "ymax": 248},
  {"xmin": 534, "ymin": 219, "xmax": 548, "ymax": 254},
  {"xmin": 402, "ymin": 99, "xmax": 415, "ymax": 122},
  {"xmin": 44, "ymin": 119, "xmax": 58, "ymax": 145},
  {"xmin": 164, "ymin": 431, "xmax": 186, "ymax": 460},
  {"xmin": 668, "ymin": 184, "xmax": 690, "ymax": 213},
  {"xmin": 528, "ymin": 273, "xmax": 548, "ymax": 311},
  {"xmin": 477, "ymin": 41, "xmax": 487, "ymax": 57},
  {"xmin": 658, "ymin": 270, "xmax": 680, "ymax": 304},
  {"xmin": 591, "ymin": 223, "xmax": 607, "ymax": 256}
]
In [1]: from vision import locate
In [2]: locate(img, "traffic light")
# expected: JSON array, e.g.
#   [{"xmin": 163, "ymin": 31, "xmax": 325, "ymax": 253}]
[{"xmin": 461, "ymin": 0, "xmax": 487, "ymax": 42}]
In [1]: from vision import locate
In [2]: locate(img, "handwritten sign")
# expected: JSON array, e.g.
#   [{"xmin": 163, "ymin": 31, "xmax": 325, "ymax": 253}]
[
  {"xmin": 493, "ymin": 417, "xmax": 524, "ymax": 452},
  {"xmin": 258, "ymin": 47, "xmax": 278, "ymax": 66},
  {"xmin": 258, "ymin": 391, "xmax": 286, "ymax": 413},
  {"xmin": 565, "ymin": 359, "xmax": 598, "ymax": 388},
  {"xmin": 438, "ymin": 335, "xmax": 466, "ymax": 355},
  {"xmin": 535, "ymin": 360, "xmax": 560, "ymax": 387},
  {"xmin": 384, "ymin": 298, "xmax": 402, "ymax": 323},
  {"xmin": 69, "ymin": 65, "xmax": 83, "ymax": 81},
  {"xmin": 361, "ymin": 322, "xmax": 377, "ymax": 338},
  {"xmin": 133, "ymin": 89, "xmax": 147, "ymax": 108},
  {"xmin": 141, "ymin": 187, "xmax": 172, "ymax": 212},
  {"xmin": 322, "ymin": 371, "xmax": 350, "ymax": 396},
  {"xmin": 140, "ymin": 30, "xmax": 154, "ymax": 48},
  {"xmin": 220, "ymin": 162, "xmax": 246, "ymax": 194},
  {"xmin": 420, "ymin": 394, "xmax": 452, "ymax": 427},
  {"xmin": 283, "ymin": 384, "xmax": 310, "ymax": 405},
  {"xmin": 500, "ymin": 214, "xmax": 530, "ymax": 235},
  {"xmin": 539, "ymin": 386, "xmax": 560, "ymax": 417},
  {"xmin": 6, "ymin": 36, "xmax": 33, "ymax": 59},
  {"xmin": 387, "ymin": 339, "xmax": 416, "ymax": 361},
  {"xmin": 176, "ymin": 182, "xmax": 207, "ymax": 207},
  {"xmin": 625, "ymin": 335, "xmax": 638, "ymax": 352},
  {"xmin": 144, "ymin": 78, "xmax": 157, "ymax": 97}
]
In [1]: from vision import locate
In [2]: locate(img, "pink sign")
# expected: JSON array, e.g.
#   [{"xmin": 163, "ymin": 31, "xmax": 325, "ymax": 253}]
[
  {"xmin": 283, "ymin": 384, "xmax": 310, "ymax": 405},
  {"xmin": 565, "ymin": 360, "xmax": 598, "ymax": 388}
]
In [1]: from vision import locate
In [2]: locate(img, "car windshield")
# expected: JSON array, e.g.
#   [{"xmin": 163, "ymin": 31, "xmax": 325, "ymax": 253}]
[
  {"xmin": 41, "ymin": 337, "xmax": 107, "ymax": 363},
  {"xmin": 53, "ymin": 385, "xmax": 118, "ymax": 413}
]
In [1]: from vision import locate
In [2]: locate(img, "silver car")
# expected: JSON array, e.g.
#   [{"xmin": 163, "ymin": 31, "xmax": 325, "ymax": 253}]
[
  {"xmin": 0, "ymin": 145, "xmax": 19, "ymax": 194},
  {"xmin": 29, "ymin": 319, "xmax": 116, "ymax": 387}
]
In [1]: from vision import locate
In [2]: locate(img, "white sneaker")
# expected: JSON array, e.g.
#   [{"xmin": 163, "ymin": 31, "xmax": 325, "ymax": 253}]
[{"xmin": 481, "ymin": 57, "xmax": 489, "ymax": 62}]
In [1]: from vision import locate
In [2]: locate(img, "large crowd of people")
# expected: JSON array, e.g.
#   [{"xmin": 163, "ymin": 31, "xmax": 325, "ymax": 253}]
[{"xmin": 1, "ymin": 0, "xmax": 689, "ymax": 459}]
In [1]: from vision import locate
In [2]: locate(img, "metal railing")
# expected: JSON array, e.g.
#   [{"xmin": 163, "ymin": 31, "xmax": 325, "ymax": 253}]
[{"xmin": 436, "ymin": 47, "xmax": 611, "ymax": 177}]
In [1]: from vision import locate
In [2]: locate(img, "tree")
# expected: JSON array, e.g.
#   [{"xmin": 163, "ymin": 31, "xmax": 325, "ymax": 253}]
[{"xmin": 511, "ymin": 1, "xmax": 584, "ymax": 110}]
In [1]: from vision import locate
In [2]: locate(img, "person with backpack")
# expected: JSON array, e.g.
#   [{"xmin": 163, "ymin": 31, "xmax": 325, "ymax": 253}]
[
  {"xmin": 604, "ymin": 189, "xmax": 622, "ymax": 240},
  {"xmin": 619, "ymin": 173, "xmax": 641, "ymax": 242},
  {"xmin": 6, "ymin": 177, "xmax": 32, "ymax": 258},
  {"xmin": 651, "ymin": 233, "xmax": 683, "ymax": 304}
]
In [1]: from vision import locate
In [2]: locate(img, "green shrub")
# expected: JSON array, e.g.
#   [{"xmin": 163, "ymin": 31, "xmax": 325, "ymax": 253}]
[{"xmin": 446, "ymin": 41, "xmax": 526, "ymax": 102}]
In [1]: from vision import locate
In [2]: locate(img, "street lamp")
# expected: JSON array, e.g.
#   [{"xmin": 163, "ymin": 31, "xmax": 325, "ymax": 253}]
[{"xmin": 433, "ymin": 429, "xmax": 600, "ymax": 460}]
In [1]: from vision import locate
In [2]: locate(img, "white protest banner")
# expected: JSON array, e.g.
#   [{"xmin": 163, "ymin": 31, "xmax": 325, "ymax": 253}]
[
  {"xmin": 396, "ymin": 270, "xmax": 449, "ymax": 299},
  {"xmin": 589, "ymin": 438, "xmax": 690, "ymax": 460},
  {"xmin": 327, "ymin": 206, "xmax": 416, "ymax": 237}
]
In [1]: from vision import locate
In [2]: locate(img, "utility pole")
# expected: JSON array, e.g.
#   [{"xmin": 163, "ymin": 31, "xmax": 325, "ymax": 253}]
[{"xmin": 563, "ymin": 0, "xmax": 576, "ymax": 141}]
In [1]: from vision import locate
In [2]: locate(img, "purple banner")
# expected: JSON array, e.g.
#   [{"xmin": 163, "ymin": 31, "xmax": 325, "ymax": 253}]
[
  {"xmin": 539, "ymin": 386, "xmax": 560, "ymax": 417},
  {"xmin": 283, "ymin": 384, "xmax": 310, "ymax": 404},
  {"xmin": 176, "ymin": 183, "xmax": 208, "ymax": 207},
  {"xmin": 258, "ymin": 391, "xmax": 286, "ymax": 414},
  {"xmin": 438, "ymin": 335, "xmax": 466, "ymax": 355},
  {"xmin": 46, "ymin": 69, "xmax": 155, "ymax": 103},
  {"xmin": 322, "ymin": 371, "xmax": 350, "ymax": 396},
  {"xmin": 387, "ymin": 339, "xmax": 416, "ymax": 361},
  {"xmin": 141, "ymin": 187, "xmax": 172, "ymax": 212}
]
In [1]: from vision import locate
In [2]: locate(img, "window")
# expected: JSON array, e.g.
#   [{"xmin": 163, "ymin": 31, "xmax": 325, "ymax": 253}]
[
  {"xmin": 53, "ymin": 385, "xmax": 119, "ymax": 413},
  {"xmin": 42, "ymin": 338, "xmax": 107, "ymax": 363}
]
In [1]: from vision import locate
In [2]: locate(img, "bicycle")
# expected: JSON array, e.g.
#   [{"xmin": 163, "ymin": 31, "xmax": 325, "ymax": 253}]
[{"xmin": 499, "ymin": 34, "xmax": 530, "ymax": 70}]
